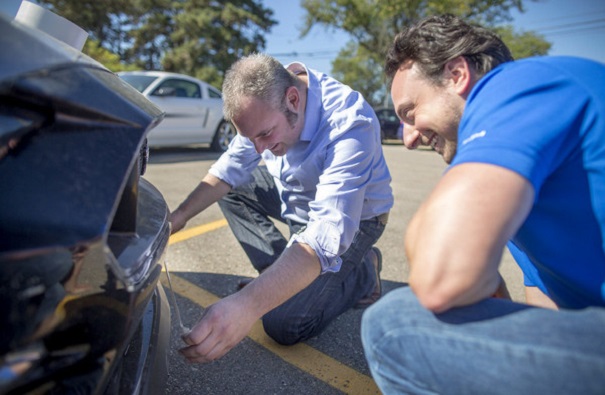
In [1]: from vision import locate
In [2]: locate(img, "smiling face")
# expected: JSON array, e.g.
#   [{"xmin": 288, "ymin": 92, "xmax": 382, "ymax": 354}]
[
  {"xmin": 391, "ymin": 60, "xmax": 470, "ymax": 164},
  {"xmin": 232, "ymin": 86, "xmax": 304, "ymax": 156}
]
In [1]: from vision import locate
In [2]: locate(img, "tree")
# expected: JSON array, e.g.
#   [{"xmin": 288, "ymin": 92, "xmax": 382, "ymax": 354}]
[
  {"xmin": 124, "ymin": 0, "xmax": 180, "ymax": 71},
  {"xmin": 83, "ymin": 40, "xmax": 139, "ymax": 72},
  {"xmin": 495, "ymin": 25, "xmax": 551, "ymax": 60},
  {"xmin": 162, "ymin": 0, "xmax": 276, "ymax": 88},
  {"xmin": 332, "ymin": 42, "xmax": 387, "ymax": 105},
  {"xmin": 300, "ymin": 0, "xmax": 550, "ymax": 107},
  {"xmin": 37, "ymin": 0, "xmax": 140, "ymax": 57},
  {"xmin": 36, "ymin": 0, "xmax": 276, "ymax": 89}
]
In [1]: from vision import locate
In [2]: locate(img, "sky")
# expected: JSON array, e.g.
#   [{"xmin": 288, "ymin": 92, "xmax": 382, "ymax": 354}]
[
  {"xmin": 261, "ymin": 0, "xmax": 605, "ymax": 72},
  {"xmin": 2, "ymin": 0, "xmax": 604, "ymax": 71}
]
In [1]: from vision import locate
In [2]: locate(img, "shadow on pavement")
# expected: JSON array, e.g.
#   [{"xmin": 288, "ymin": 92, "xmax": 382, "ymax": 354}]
[
  {"xmin": 148, "ymin": 146, "xmax": 223, "ymax": 164},
  {"xmin": 164, "ymin": 271, "xmax": 407, "ymax": 394}
]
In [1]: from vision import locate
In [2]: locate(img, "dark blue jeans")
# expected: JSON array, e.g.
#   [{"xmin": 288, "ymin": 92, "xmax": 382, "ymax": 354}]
[
  {"xmin": 362, "ymin": 287, "xmax": 605, "ymax": 394},
  {"xmin": 218, "ymin": 166, "xmax": 386, "ymax": 345}
]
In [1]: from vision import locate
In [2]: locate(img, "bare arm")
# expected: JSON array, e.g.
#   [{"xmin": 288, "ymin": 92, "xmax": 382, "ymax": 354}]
[
  {"xmin": 179, "ymin": 241, "xmax": 321, "ymax": 363},
  {"xmin": 405, "ymin": 163, "xmax": 534, "ymax": 313},
  {"xmin": 169, "ymin": 173, "xmax": 232, "ymax": 233}
]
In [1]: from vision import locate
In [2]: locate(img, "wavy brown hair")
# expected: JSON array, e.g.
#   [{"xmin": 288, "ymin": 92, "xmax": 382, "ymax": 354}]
[{"xmin": 385, "ymin": 14, "xmax": 513, "ymax": 85}]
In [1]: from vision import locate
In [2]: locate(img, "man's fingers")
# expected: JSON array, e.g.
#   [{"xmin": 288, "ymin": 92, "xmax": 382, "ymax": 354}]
[
  {"xmin": 181, "ymin": 332, "xmax": 195, "ymax": 346},
  {"xmin": 177, "ymin": 298, "xmax": 251, "ymax": 363},
  {"xmin": 178, "ymin": 337, "xmax": 230, "ymax": 364},
  {"xmin": 182, "ymin": 309, "xmax": 212, "ymax": 345},
  {"xmin": 179, "ymin": 339, "xmax": 215, "ymax": 361}
]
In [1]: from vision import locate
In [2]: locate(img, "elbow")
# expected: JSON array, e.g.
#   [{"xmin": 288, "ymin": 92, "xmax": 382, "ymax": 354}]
[
  {"xmin": 410, "ymin": 283, "xmax": 452, "ymax": 313},
  {"xmin": 408, "ymin": 273, "xmax": 456, "ymax": 313}
]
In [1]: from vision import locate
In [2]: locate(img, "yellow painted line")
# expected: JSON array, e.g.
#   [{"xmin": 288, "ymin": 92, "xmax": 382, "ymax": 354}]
[
  {"xmin": 161, "ymin": 274, "xmax": 380, "ymax": 395},
  {"xmin": 163, "ymin": 219, "xmax": 379, "ymax": 393},
  {"xmin": 168, "ymin": 219, "xmax": 228, "ymax": 245}
]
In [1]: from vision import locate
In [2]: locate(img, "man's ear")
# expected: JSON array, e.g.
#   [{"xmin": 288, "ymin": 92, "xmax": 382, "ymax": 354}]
[
  {"xmin": 285, "ymin": 86, "xmax": 300, "ymax": 112},
  {"xmin": 445, "ymin": 56, "xmax": 474, "ymax": 97}
]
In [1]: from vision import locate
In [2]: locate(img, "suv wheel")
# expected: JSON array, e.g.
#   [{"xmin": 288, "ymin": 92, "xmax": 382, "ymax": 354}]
[{"xmin": 210, "ymin": 121, "xmax": 236, "ymax": 152}]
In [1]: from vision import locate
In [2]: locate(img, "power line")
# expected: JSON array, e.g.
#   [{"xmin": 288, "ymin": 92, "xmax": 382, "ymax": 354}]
[
  {"xmin": 542, "ymin": 24, "xmax": 605, "ymax": 37},
  {"xmin": 269, "ymin": 50, "xmax": 340, "ymax": 59},
  {"xmin": 520, "ymin": 10, "xmax": 605, "ymax": 27},
  {"xmin": 529, "ymin": 17, "xmax": 605, "ymax": 37},
  {"xmin": 534, "ymin": 17, "xmax": 605, "ymax": 32}
]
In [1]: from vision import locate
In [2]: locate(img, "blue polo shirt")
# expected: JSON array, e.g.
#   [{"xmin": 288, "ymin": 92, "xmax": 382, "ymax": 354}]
[
  {"xmin": 210, "ymin": 62, "xmax": 393, "ymax": 273},
  {"xmin": 451, "ymin": 56, "xmax": 605, "ymax": 308}
]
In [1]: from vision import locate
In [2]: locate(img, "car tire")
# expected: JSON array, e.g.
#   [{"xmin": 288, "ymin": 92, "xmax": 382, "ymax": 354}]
[{"xmin": 210, "ymin": 121, "xmax": 236, "ymax": 152}]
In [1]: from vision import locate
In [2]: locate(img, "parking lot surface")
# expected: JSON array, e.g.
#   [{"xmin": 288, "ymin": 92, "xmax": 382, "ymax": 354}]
[{"xmin": 144, "ymin": 142, "xmax": 524, "ymax": 394}]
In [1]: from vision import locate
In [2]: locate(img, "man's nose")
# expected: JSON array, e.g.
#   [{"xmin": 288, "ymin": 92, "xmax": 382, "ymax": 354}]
[
  {"xmin": 253, "ymin": 139, "xmax": 266, "ymax": 154},
  {"xmin": 402, "ymin": 123, "xmax": 420, "ymax": 150}
]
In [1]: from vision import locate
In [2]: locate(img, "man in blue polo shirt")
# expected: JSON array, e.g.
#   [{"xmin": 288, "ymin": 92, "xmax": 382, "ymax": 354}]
[
  {"xmin": 171, "ymin": 53, "xmax": 393, "ymax": 362},
  {"xmin": 362, "ymin": 14, "xmax": 605, "ymax": 394}
]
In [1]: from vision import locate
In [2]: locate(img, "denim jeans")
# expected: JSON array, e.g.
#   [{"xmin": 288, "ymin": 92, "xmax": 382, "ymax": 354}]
[
  {"xmin": 361, "ymin": 286, "xmax": 605, "ymax": 394},
  {"xmin": 218, "ymin": 166, "xmax": 386, "ymax": 345}
]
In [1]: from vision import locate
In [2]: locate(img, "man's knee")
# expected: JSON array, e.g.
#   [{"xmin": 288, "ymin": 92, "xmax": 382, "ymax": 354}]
[
  {"xmin": 262, "ymin": 310, "xmax": 324, "ymax": 346},
  {"xmin": 362, "ymin": 286, "xmax": 423, "ymax": 342}
]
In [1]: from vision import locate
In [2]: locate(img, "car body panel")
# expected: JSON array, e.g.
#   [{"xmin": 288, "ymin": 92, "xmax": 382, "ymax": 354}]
[
  {"xmin": 119, "ymin": 71, "xmax": 235, "ymax": 151},
  {"xmin": 0, "ymin": 14, "xmax": 171, "ymax": 395}
]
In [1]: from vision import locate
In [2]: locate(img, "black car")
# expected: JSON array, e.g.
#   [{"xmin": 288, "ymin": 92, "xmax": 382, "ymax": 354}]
[
  {"xmin": 375, "ymin": 107, "xmax": 402, "ymax": 142},
  {"xmin": 0, "ymin": 14, "xmax": 171, "ymax": 395}
]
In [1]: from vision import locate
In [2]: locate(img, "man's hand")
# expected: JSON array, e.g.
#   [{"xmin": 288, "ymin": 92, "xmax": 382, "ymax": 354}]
[
  {"xmin": 179, "ymin": 293, "xmax": 258, "ymax": 363},
  {"xmin": 178, "ymin": 242, "xmax": 321, "ymax": 363},
  {"xmin": 169, "ymin": 210, "xmax": 187, "ymax": 234}
]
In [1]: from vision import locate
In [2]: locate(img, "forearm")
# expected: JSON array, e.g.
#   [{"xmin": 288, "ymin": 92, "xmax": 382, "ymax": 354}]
[
  {"xmin": 170, "ymin": 173, "xmax": 231, "ymax": 232},
  {"xmin": 237, "ymin": 242, "xmax": 321, "ymax": 317},
  {"xmin": 179, "ymin": 241, "xmax": 322, "ymax": 363},
  {"xmin": 405, "ymin": 201, "xmax": 497, "ymax": 312},
  {"xmin": 405, "ymin": 164, "xmax": 533, "ymax": 313},
  {"xmin": 407, "ymin": 230, "xmax": 502, "ymax": 313}
]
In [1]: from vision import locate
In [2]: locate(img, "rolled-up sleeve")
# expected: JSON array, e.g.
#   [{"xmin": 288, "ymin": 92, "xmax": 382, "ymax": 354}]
[
  {"xmin": 209, "ymin": 134, "xmax": 261, "ymax": 188},
  {"xmin": 291, "ymin": 219, "xmax": 343, "ymax": 272}
]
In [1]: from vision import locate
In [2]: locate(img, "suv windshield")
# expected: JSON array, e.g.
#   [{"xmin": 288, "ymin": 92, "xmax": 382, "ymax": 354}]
[{"xmin": 120, "ymin": 74, "xmax": 158, "ymax": 93}]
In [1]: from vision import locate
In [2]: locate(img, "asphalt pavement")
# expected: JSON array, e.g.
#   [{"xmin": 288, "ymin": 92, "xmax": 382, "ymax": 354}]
[{"xmin": 143, "ymin": 142, "xmax": 524, "ymax": 395}]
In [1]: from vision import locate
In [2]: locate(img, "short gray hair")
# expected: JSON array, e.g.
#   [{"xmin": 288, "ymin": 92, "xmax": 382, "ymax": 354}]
[{"xmin": 222, "ymin": 53, "xmax": 301, "ymax": 121}]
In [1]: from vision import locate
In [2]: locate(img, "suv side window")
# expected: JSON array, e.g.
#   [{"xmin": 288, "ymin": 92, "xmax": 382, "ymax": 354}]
[
  {"xmin": 208, "ymin": 87, "xmax": 222, "ymax": 99},
  {"xmin": 153, "ymin": 79, "xmax": 202, "ymax": 99}
]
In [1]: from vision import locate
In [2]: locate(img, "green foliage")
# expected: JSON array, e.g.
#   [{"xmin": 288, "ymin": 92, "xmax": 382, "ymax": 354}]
[
  {"xmin": 495, "ymin": 25, "xmax": 551, "ymax": 60},
  {"xmin": 161, "ymin": 0, "xmax": 276, "ymax": 88},
  {"xmin": 300, "ymin": 0, "xmax": 549, "ymax": 106},
  {"xmin": 34, "ymin": 0, "xmax": 550, "ymax": 97},
  {"xmin": 37, "ymin": 0, "xmax": 140, "ymax": 55},
  {"xmin": 82, "ymin": 40, "xmax": 138, "ymax": 72},
  {"xmin": 332, "ymin": 42, "xmax": 387, "ymax": 107},
  {"xmin": 36, "ymin": 0, "xmax": 276, "ymax": 90}
]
